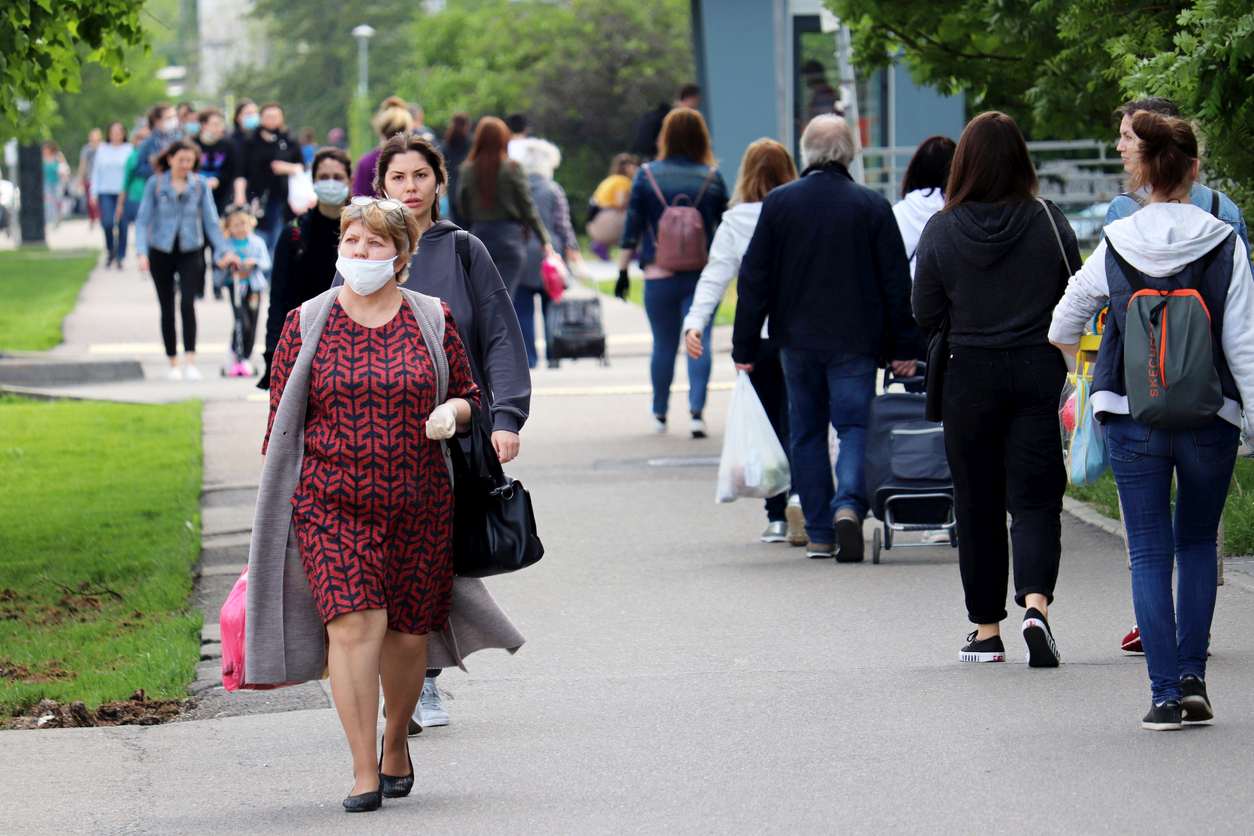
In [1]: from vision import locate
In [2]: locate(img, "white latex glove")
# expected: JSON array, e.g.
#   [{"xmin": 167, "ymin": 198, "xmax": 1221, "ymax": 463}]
[{"xmin": 425, "ymin": 402, "xmax": 459, "ymax": 440}]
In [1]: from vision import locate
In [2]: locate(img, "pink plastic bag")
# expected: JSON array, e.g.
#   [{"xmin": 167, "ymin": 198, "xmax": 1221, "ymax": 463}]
[
  {"xmin": 540, "ymin": 254, "xmax": 567, "ymax": 303},
  {"xmin": 219, "ymin": 568, "xmax": 294, "ymax": 691}
]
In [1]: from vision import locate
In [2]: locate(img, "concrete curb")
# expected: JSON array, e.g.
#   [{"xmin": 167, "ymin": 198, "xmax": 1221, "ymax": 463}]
[
  {"xmin": 0, "ymin": 358, "xmax": 143, "ymax": 386},
  {"xmin": 1061, "ymin": 496, "xmax": 1125, "ymax": 543}
]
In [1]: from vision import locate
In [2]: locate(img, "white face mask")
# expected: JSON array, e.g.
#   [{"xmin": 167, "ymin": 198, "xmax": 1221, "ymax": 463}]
[
  {"xmin": 161, "ymin": 117, "xmax": 180, "ymax": 134},
  {"xmin": 336, "ymin": 254, "xmax": 397, "ymax": 296}
]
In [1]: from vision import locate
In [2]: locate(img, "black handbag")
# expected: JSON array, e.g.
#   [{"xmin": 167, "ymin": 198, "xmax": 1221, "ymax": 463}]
[
  {"xmin": 447, "ymin": 416, "xmax": 544, "ymax": 577},
  {"xmin": 924, "ymin": 319, "xmax": 949, "ymax": 423}
]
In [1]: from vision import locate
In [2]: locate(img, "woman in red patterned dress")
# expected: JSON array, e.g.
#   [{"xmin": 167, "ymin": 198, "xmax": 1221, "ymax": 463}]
[{"xmin": 265, "ymin": 197, "xmax": 479, "ymax": 812}]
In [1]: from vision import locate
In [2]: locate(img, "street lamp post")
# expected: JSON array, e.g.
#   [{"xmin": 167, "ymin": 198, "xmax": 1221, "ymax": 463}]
[{"xmin": 352, "ymin": 24, "xmax": 376, "ymax": 97}]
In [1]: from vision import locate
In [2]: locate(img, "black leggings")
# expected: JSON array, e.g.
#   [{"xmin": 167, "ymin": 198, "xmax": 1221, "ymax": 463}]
[
  {"xmin": 942, "ymin": 345, "xmax": 1066, "ymax": 624},
  {"xmin": 149, "ymin": 248, "xmax": 204, "ymax": 356},
  {"xmin": 227, "ymin": 282, "xmax": 260, "ymax": 360},
  {"xmin": 748, "ymin": 339, "xmax": 791, "ymax": 522}
]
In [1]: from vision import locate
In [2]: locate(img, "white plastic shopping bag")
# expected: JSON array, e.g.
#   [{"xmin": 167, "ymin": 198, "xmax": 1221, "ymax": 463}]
[
  {"xmin": 716, "ymin": 372, "xmax": 791, "ymax": 502},
  {"xmin": 287, "ymin": 170, "xmax": 317, "ymax": 215}
]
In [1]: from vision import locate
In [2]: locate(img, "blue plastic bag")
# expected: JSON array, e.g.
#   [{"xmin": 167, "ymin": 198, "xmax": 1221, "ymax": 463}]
[{"xmin": 1067, "ymin": 377, "xmax": 1108, "ymax": 486}]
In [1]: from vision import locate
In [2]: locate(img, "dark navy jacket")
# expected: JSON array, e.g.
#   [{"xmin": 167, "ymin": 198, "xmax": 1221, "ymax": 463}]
[{"xmin": 732, "ymin": 163, "xmax": 916, "ymax": 364}]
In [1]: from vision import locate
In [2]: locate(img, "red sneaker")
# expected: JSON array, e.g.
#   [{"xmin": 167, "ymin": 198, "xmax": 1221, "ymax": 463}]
[{"xmin": 1121, "ymin": 625, "xmax": 1143, "ymax": 654}]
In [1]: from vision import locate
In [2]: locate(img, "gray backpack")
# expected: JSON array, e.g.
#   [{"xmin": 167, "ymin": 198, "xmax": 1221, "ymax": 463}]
[{"xmin": 1108, "ymin": 237, "xmax": 1228, "ymax": 428}]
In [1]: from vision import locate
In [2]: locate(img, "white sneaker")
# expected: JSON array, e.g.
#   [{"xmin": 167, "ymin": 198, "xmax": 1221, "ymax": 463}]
[
  {"xmin": 785, "ymin": 495, "xmax": 807, "ymax": 547},
  {"xmin": 416, "ymin": 677, "xmax": 449, "ymax": 727},
  {"xmin": 183, "ymin": 364, "xmax": 203, "ymax": 382},
  {"xmin": 165, "ymin": 365, "xmax": 183, "ymax": 382},
  {"xmin": 652, "ymin": 415, "xmax": 667, "ymax": 434},
  {"xmin": 690, "ymin": 416, "xmax": 707, "ymax": 439}
]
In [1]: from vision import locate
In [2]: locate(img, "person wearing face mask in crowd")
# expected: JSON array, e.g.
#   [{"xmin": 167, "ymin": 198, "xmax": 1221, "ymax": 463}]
[
  {"xmin": 196, "ymin": 108, "xmax": 245, "ymax": 299},
  {"xmin": 258, "ymin": 147, "xmax": 354, "ymax": 389},
  {"xmin": 132, "ymin": 103, "xmax": 184, "ymax": 186},
  {"xmin": 253, "ymin": 196, "xmax": 480, "ymax": 812},
  {"xmin": 332, "ymin": 132, "xmax": 530, "ymax": 733},
  {"xmin": 231, "ymin": 99, "xmax": 260, "ymax": 180},
  {"xmin": 242, "ymin": 102, "xmax": 306, "ymax": 256},
  {"xmin": 177, "ymin": 102, "xmax": 197, "ymax": 134}
]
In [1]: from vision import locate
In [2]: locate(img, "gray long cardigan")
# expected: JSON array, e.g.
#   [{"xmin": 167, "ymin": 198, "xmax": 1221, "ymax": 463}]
[{"xmin": 244, "ymin": 286, "xmax": 525, "ymax": 686}]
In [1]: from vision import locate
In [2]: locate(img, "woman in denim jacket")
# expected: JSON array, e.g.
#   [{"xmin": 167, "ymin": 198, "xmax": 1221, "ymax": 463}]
[
  {"xmin": 616, "ymin": 108, "xmax": 728, "ymax": 437},
  {"xmin": 136, "ymin": 139, "xmax": 236, "ymax": 381}
]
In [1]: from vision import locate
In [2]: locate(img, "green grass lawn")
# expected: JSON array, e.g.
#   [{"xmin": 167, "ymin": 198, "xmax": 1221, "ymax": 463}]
[
  {"xmin": 1068, "ymin": 459, "xmax": 1254, "ymax": 555},
  {"xmin": 0, "ymin": 396, "xmax": 203, "ymax": 715},
  {"xmin": 0, "ymin": 248, "xmax": 98, "ymax": 352}
]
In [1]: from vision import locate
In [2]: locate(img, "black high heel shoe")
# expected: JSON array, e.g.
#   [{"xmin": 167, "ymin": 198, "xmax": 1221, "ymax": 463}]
[
  {"xmin": 342, "ymin": 781, "xmax": 382, "ymax": 813},
  {"xmin": 379, "ymin": 735, "xmax": 415, "ymax": 799}
]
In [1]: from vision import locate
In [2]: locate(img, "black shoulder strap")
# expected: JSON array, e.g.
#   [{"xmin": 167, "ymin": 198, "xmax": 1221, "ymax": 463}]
[
  {"xmin": 454, "ymin": 229, "xmax": 481, "ymax": 310},
  {"xmin": 1210, "ymin": 188, "xmax": 1221, "ymax": 219},
  {"xmin": 1105, "ymin": 235, "xmax": 1147, "ymax": 293}
]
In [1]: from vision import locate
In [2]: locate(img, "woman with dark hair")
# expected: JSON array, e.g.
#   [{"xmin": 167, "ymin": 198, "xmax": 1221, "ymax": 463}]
[
  {"xmin": 617, "ymin": 107, "xmax": 728, "ymax": 437},
  {"xmin": 455, "ymin": 116, "xmax": 555, "ymax": 295},
  {"xmin": 135, "ymin": 139, "xmax": 237, "ymax": 381},
  {"xmin": 893, "ymin": 135, "xmax": 956, "ymax": 277},
  {"xmin": 442, "ymin": 113, "xmax": 471, "ymax": 225},
  {"xmin": 259, "ymin": 146, "xmax": 354, "ymax": 388},
  {"xmin": 684, "ymin": 138, "xmax": 799, "ymax": 542},
  {"xmin": 333, "ymin": 131, "xmax": 531, "ymax": 732},
  {"xmin": 1050, "ymin": 112, "xmax": 1254, "ymax": 730},
  {"xmin": 912, "ymin": 112, "xmax": 1081, "ymax": 667}
]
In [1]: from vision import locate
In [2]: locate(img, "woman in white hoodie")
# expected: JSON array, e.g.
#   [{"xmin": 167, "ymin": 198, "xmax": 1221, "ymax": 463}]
[
  {"xmin": 893, "ymin": 136, "xmax": 956, "ymax": 279},
  {"xmin": 684, "ymin": 139, "xmax": 798, "ymax": 544},
  {"xmin": 1050, "ymin": 111, "xmax": 1254, "ymax": 731}
]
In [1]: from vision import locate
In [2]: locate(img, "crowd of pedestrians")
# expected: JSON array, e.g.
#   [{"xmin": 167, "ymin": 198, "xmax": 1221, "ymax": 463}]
[{"xmin": 59, "ymin": 81, "xmax": 1253, "ymax": 813}]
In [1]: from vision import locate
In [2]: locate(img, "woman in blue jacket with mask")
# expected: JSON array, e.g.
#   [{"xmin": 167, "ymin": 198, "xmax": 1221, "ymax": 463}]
[{"xmin": 136, "ymin": 139, "xmax": 237, "ymax": 381}]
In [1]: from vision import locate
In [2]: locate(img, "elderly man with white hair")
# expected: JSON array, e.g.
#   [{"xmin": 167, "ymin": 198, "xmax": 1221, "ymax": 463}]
[
  {"xmin": 515, "ymin": 137, "xmax": 581, "ymax": 368},
  {"xmin": 732, "ymin": 114, "xmax": 918, "ymax": 562}
]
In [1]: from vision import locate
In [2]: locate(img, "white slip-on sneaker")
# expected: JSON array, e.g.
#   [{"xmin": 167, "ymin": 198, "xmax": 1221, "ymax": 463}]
[
  {"xmin": 416, "ymin": 677, "xmax": 449, "ymax": 728},
  {"xmin": 690, "ymin": 415, "xmax": 707, "ymax": 439},
  {"xmin": 785, "ymin": 495, "xmax": 807, "ymax": 546},
  {"xmin": 165, "ymin": 365, "xmax": 184, "ymax": 382},
  {"xmin": 183, "ymin": 364, "xmax": 203, "ymax": 382},
  {"xmin": 652, "ymin": 415, "xmax": 667, "ymax": 434}
]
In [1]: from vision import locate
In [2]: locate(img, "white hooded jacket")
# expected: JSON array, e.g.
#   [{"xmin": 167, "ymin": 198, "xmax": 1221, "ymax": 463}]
[
  {"xmin": 892, "ymin": 187, "xmax": 946, "ymax": 278},
  {"xmin": 684, "ymin": 201, "xmax": 764, "ymax": 336},
  {"xmin": 1049, "ymin": 202, "xmax": 1254, "ymax": 430}
]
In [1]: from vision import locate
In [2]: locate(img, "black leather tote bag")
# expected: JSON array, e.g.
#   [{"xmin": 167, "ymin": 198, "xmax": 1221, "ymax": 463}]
[
  {"xmin": 447, "ymin": 416, "xmax": 544, "ymax": 577},
  {"xmin": 924, "ymin": 319, "xmax": 949, "ymax": 423}
]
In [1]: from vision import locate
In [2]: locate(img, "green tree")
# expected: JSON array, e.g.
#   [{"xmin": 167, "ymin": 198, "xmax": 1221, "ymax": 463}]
[
  {"xmin": 825, "ymin": 1, "xmax": 1254, "ymax": 212},
  {"xmin": 218, "ymin": 0, "xmax": 417, "ymax": 140},
  {"xmin": 0, "ymin": 0, "xmax": 148, "ymax": 138},
  {"xmin": 404, "ymin": 0, "xmax": 693, "ymax": 209},
  {"xmin": 50, "ymin": 46, "xmax": 168, "ymax": 168}
]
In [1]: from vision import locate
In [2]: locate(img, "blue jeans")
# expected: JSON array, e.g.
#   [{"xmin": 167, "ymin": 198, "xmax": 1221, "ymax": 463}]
[
  {"xmin": 258, "ymin": 195, "xmax": 287, "ymax": 257},
  {"xmin": 780, "ymin": 349, "xmax": 876, "ymax": 542},
  {"xmin": 643, "ymin": 273, "xmax": 713, "ymax": 418},
  {"xmin": 1106, "ymin": 415, "xmax": 1239, "ymax": 703},
  {"xmin": 97, "ymin": 193, "xmax": 128, "ymax": 261},
  {"xmin": 513, "ymin": 286, "xmax": 551, "ymax": 369}
]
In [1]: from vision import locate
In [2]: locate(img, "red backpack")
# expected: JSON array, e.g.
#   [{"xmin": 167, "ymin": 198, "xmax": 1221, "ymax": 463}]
[{"xmin": 642, "ymin": 164, "xmax": 717, "ymax": 272}]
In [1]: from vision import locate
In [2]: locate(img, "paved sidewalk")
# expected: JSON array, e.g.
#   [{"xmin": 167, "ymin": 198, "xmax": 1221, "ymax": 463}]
[{"xmin": 6, "ymin": 231, "xmax": 1254, "ymax": 833}]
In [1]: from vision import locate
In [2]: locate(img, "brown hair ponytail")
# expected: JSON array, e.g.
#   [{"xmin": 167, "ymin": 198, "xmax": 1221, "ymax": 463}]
[{"xmin": 1130, "ymin": 111, "xmax": 1198, "ymax": 196}]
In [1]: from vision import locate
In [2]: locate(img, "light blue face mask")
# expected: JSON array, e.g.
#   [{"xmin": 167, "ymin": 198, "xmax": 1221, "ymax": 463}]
[
  {"xmin": 184, "ymin": 121, "xmax": 200, "ymax": 136},
  {"xmin": 313, "ymin": 179, "xmax": 349, "ymax": 206},
  {"xmin": 242, "ymin": 114, "xmax": 260, "ymax": 131}
]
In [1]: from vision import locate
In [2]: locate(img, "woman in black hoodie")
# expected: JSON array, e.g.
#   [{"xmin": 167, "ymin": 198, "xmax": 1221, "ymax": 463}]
[{"xmin": 913, "ymin": 112, "xmax": 1081, "ymax": 668}]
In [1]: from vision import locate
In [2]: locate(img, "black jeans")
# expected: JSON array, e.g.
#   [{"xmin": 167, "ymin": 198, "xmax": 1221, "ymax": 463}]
[
  {"xmin": 748, "ymin": 339, "xmax": 791, "ymax": 522},
  {"xmin": 942, "ymin": 345, "xmax": 1066, "ymax": 624},
  {"xmin": 149, "ymin": 248, "xmax": 204, "ymax": 356}
]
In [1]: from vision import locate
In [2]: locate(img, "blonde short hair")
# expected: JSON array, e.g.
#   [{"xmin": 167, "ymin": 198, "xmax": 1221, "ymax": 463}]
[
  {"xmin": 372, "ymin": 96, "xmax": 414, "ymax": 140},
  {"xmin": 340, "ymin": 199, "xmax": 422, "ymax": 284}
]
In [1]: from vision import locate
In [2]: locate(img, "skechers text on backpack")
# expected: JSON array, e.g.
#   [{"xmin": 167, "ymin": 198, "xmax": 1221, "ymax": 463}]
[
  {"xmin": 1107, "ymin": 235, "xmax": 1231, "ymax": 428},
  {"xmin": 642, "ymin": 164, "xmax": 717, "ymax": 272}
]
